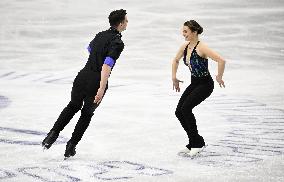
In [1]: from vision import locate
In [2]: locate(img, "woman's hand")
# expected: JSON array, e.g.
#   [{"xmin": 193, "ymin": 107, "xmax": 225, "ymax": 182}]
[
  {"xmin": 216, "ymin": 75, "xmax": 225, "ymax": 88},
  {"xmin": 172, "ymin": 78, "xmax": 183, "ymax": 92}
]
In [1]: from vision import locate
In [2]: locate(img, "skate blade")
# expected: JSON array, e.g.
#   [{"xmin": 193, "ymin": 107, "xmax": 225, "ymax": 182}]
[
  {"xmin": 179, "ymin": 145, "xmax": 208, "ymax": 158},
  {"xmin": 42, "ymin": 144, "xmax": 48, "ymax": 151},
  {"xmin": 189, "ymin": 145, "xmax": 208, "ymax": 159},
  {"xmin": 177, "ymin": 150, "xmax": 191, "ymax": 157},
  {"xmin": 64, "ymin": 156, "xmax": 74, "ymax": 160},
  {"xmin": 178, "ymin": 152, "xmax": 190, "ymax": 157}
]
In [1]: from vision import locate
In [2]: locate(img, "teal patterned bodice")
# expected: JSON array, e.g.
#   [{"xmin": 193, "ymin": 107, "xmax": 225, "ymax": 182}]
[{"xmin": 183, "ymin": 41, "xmax": 210, "ymax": 77}]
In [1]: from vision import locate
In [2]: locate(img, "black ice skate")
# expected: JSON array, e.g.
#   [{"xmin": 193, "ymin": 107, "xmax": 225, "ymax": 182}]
[
  {"xmin": 64, "ymin": 141, "xmax": 76, "ymax": 160},
  {"xmin": 42, "ymin": 130, "xmax": 59, "ymax": 150}
]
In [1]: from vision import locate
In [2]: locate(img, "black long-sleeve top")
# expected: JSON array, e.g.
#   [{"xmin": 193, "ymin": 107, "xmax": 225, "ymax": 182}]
[{"xmin": 84, "ymin": 27, "xmax": 124, "ymax": 72}]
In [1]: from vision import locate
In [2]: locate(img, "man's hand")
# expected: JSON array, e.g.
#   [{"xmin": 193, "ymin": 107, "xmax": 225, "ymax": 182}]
[{"xmin": 94, "ymin": 88, "xmax": 105, "ymax": 104}]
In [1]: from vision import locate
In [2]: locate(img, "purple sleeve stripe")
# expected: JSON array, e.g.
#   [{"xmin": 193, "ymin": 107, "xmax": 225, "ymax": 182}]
[
  {"xmin": 87, "ymin": 45, "xmax": 91, "ymax": 53},
  {"xmin": 104, "ymin": 57, "xmax": 115, "ymax": 68}
]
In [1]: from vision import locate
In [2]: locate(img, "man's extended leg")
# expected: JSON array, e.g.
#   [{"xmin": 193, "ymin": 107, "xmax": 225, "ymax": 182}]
[
  {"xmin": 64, "ymin": 96, "xmax": 99, "ymax": 158},
  {"xmin": 42, "ymin": 72, "xmax": 85, "ymax": 149}
]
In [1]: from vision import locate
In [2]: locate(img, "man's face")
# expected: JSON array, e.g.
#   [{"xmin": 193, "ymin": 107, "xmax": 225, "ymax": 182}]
[{"xmin": 120, "ymin": 16, "xmax": 128, "ymax": 31}]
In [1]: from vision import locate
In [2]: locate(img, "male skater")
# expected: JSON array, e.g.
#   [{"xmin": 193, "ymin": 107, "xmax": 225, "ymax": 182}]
[{"xmin": 42, "ymin": 9, "xmax": 128, "ymax": 159}]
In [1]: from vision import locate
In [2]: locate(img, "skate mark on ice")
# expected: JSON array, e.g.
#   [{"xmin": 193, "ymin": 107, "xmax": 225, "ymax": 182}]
[
  {"xmin": 0, "ymin": 72, "xmax": 15, "ymax": 78},
  {"xmin": 17, "ymin": 167, "xmax": 80, "ymax": 182},
  {"xmin": 0, "ymin": 71, "xmax": 129, "ymax": 88},
  {"xmin": 0, "ymin": 71, "xmax": 73, "ymax": 84},
  {"xmin": 93, "ymin": 161, "xmax": 173, "ymax": 180},
  {"xmin": 191, "ymin": 94, "xmax": 284, "ymax": 167},
  {"xmin": 0, "ymin": 95, "xmax": 11, "ymax": 109},
  {"xmin": 0, "ymin": 127, "xmax": 68, "ymax": 146},
  {"xmin": 10, "ymin": 161, "xmax": 173, "ymax": 181},
  {"xmin": 0, "ymin": 169, "xmax": 16, "ymax": 180}
]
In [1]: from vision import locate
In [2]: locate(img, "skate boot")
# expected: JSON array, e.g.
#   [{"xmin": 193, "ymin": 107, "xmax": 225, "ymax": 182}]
[
  {"xmin": 177, "ymin": 145, "xmax": 191, "ymax": 156},
  {"xmin": 188, "ymin": 145, "xmax": 207, "ymax": 157},
  {"xmin": 178, "ymin": 146, "xmax": 191, "ymax": 154},
  {"xmin": 42, "ymin": 130, "xmax": 59, "ymax": 150},
  {"xmin": 64, "ymin": 141, "xmax": 76, "ymax": 159}
]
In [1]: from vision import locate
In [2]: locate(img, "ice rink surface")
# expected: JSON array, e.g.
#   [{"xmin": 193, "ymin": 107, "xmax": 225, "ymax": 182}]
[{"xmin": 0, "ymin": 0, "xmax": 284, "ymax": 181}]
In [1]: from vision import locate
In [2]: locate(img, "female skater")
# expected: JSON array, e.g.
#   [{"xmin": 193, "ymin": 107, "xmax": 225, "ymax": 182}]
[{"xmin": 172, "ymin": 20, "xmax": 226, "ymax": 157}]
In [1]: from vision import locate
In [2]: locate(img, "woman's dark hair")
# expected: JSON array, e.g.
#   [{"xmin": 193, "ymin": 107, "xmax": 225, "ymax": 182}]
[
  {"xmin": 184, "ymin": 20, "xmax": 203, "ymax": 34},
  {"xmin": 108, "ymin": 9, "xmax": 127, "ymax": 27}
]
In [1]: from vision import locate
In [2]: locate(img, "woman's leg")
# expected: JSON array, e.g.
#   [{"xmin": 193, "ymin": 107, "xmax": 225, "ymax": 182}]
[
  {"xmin": 175, "ymin": 84, "xmax": 196, "ymax": 146},
  {"xmin": 180, "ymin": 82, "xmax": 213, "ymax": 148}
]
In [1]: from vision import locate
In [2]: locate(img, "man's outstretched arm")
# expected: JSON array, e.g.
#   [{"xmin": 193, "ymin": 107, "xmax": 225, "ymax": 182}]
[{"xmin": 94, "ymin": 57, "xmax": 113, "ymax": 104}]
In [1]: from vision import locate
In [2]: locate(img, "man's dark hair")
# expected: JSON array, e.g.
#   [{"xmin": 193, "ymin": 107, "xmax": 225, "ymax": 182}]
[{"xmin": 108, "ymin": 9, "xmax": 127, "ymax": 27}]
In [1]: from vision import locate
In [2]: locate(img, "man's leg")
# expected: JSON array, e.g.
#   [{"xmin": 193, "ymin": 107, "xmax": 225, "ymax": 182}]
[
  {"xmin": 63, "ymin": 96, "xmax": 100, "ymax": 158},
  {"xmin": 64, "ymin": 71, "xmax": 107, "ymax": 158},
  {"xmin": 42, "ymin": 73, "xmax": 85, "ymax": 149},
  {"xmin": 69, "ymin": 97, "xmax": 99, "ymax": 146},
  {"xmin": 64, "ymin": 84, "xmax": 108, "ymax": 158}
]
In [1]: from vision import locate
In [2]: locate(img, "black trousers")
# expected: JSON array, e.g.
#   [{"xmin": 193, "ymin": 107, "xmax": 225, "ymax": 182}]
[
  {"xmin": 51, "ymin": 69, "xmax": 107, "ymax": 145},
  {"xmin": 175, "ymin": 75, "xmax": 214, "ymax": 148}
]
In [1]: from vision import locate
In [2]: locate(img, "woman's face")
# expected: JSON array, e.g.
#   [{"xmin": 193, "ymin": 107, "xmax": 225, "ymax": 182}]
[{"xmin": 182, "ymin": 26, "xmax": 195, "ymax": 41}]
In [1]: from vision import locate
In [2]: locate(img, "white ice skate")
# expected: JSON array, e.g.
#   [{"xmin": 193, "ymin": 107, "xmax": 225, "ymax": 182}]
[
  {"xmin": 177, "ymin": 147, "xmax": 191, "ymax": 157},
  {"xmin": 188, "ymin": 145, "xmax": 207, "ymax": 158}
]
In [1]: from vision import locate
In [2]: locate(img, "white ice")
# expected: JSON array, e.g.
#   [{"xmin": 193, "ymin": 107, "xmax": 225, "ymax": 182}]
[{"xmin": 0, "ymin": 0, "xmax": 284, "ymax": 181}]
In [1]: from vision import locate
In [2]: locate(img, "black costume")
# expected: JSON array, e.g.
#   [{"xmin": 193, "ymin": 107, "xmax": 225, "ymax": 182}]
[
  {"xmin": 175, "ymin": 41, "xmax": 214, "ymax": 149},
  {"xmin": 42, "ymin": 27, "xmax": 124, "ymax": 158}
]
